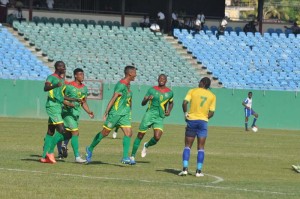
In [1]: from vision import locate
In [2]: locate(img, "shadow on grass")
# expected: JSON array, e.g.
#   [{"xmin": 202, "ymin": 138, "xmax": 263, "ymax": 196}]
[
  {"xmin": 156, "ymin": 168, "xmax": 180, "ymax": 176},
  {"xmin": 86, "ymin": 161, "xmax": 129, "ymax": 167}
]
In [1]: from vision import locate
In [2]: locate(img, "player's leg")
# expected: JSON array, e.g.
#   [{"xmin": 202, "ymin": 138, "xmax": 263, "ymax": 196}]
[
  {"xmin": 120, "ymin": 126, "xmax": 133, "ymax": 164},
  {"xmin": 112, "ymin": 126, "xmax": 119, "ymax": 139},
  {"xmin": 195, "ymin": 120, "xmax": 208, "ymax": 177},
  {"xmin": 245, "ymin": 109, "xmax": 250, "ymax": 131},
  {"xmin": 179, "ymin": 120, "xmax": 196, "ymax": 176},
  {"xmin": 131, "ymin": 113, "xmax": 151, "ymax": 159},
  {"xmin": 131, "ymin": 131, "xmax": 145, "ymax": 159},
  {"xmin": 70, "ymin": 130, "xmax": 86, "ymax": 163},
  {"xmin": 40, "ymin": 122, "xmax": 55, "ymax": 162},
  {"xmin": 251, "ymin": 110, "xmax": 258, "ymax": 127},
  {"xmin": 142, "ymin": 128, "xmax": 163, "ymax": 158}
]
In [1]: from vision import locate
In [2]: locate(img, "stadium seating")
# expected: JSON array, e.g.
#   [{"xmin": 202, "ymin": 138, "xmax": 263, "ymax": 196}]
[
  {"xmin": 174, "ymin": 28, "xmax": 300, "ymax": 91},
  {"xmin": 11, "ymin": 21, "xmax": 202, "ymax": 87},
  {"xmin": 0, "ymin": 26, "xmax": 52, "ymax": 81}
]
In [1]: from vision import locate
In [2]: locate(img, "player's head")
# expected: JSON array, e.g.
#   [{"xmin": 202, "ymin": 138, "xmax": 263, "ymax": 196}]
[
  {"xmin": 158, "ymin": 74, "xmax": 167, "ymax": 87},
  {"xmin": 199, "ymin": 77, "xmax": 211, "ymax": 89},
  {"xmin": 54, "ymin": 61, "xmax": 66, "ymax": 75},
  {"xmin": 73, "ymin": 68, "xmax": 84, "ymax": 83},
  {"xmin": 248, "ymin": 92, "xmax": 252, "ymax": 98},
  {"xmin": 124, "ymin": 65, "xmax": 137, "ymax": 81}
]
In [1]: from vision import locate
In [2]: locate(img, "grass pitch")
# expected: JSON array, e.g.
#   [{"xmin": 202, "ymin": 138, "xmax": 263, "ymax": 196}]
[{"xmin": 0, "ymin": 117, "xmax": 299, "ymax": 199}]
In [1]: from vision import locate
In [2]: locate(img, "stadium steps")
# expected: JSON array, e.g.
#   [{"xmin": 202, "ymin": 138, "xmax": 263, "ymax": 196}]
[
  {"xmin": 164, "ymin": 35, "xmax": 222, "ymax": 88},
  {"xmin": 6, "ymin": 26, "xmax": 55, "ymax": 72}
]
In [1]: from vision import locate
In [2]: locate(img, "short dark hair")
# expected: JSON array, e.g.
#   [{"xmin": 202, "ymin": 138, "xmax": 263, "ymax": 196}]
[
  {"xmin": 200, "ymin": 77, "xmax": 211, "ymax": 89},
  {"xmin": 158, "ymin": 74, "xmax": 167, "ymax": 79},
  {"xmin": 124, "ymin": 65, "xmax": 136, "ymax": 75},
  {"xmin": 248, "ymin": 92, "xmax": 252, "ymax": 95},
  {"xmin": 73, "ymin": 68, "xmax": 84, "ymax": 76},
  {"xmin": 54, "ymin": 61, "xmax": 65, "ymax": 69}
]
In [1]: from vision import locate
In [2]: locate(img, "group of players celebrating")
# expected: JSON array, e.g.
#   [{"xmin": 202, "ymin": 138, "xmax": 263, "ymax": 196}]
[{"xmin": 40, "ymin": 61, "xmax": 216, "ymax": 177}]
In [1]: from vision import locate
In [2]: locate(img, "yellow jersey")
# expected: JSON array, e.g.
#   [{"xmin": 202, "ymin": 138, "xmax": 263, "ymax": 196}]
[{"xmin": 184, "ymin": 88, "xmax": 216, "ymax": 121}]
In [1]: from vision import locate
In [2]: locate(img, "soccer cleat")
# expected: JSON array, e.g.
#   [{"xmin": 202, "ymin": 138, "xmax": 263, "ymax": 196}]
[
  {"xmin": 129, "ymin": 156, "xmax": 136, "ymax": 165},
  {"xmin": 112, "ymin": 131, "xmax": 118, "ymax": 139},
  {"xmin": 61, "ymin": 144, "xmax": 68, "ymax": 158},
  {"xmin": 195, "ymin": 170, "xmax": 204, "ymax": 177},
  {"xmin": 46, "ymin": 153, "xmax": 56, "ymax": 163},
  {"xmin": 121, "ymin": 157, "xmax": 131, "ymax": 164},
  {"xmin": 58, "ymin": 153, "xmax": 63, "ymax": 160},
  {"xmin": 85, "ymin": 146, "xmax": 93, "ymax": 163},
  {"xmin": 75, "ymin": 156, "xmax": 87, "ymax": 163},
  {"xmin": 40, "ymin": 158, "xmax": 51, "ymax": 163},
  {"xmin": 141, "ymin": 142, "xmax": 147, "ymax": 158},
  {"xmin": 178, "ymin": 170, "xmax": 188, "ymax": 176},
  {"xmin": 292, "ymin": 165, "xmax": 300, "ymax": 173}
]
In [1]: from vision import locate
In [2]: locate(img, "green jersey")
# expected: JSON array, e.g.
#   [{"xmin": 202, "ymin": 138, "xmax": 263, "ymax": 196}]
[
  {"xmin": 145, "ymin": 86, "xmax": 174, "ymax": 118},
  {"xmin": 62, "ymin": 81, "xmax": 88, "ymax": 117},
  {"xmin": 109, "ymin": 79, "xmax": 132, "ymax": 116},
  {"xmin": 45, "ymin": 73, "xmax": 65, "ymax": 107}
]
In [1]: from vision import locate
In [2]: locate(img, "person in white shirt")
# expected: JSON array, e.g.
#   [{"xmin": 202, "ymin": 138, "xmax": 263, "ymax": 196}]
[
  {"xmin": 199, "ymin": 12, "xmax": 205, "ymax": 30},
  {"xmin": 216, "ymin": 16, "xmax": 228, "ymax": 39},
  {"xmin": 47, "ymin": 0, "xmax": 54, "ymax": 10},
  {"xmin": 13, "ymin": 7, "xmax": 24, "ymax": 22},
  {"xmin": 140, "ymin": 15, "xmax": 150, "ymax": 28},
  {"xmin": 242, "ymin": 92, "xmax": 258, "ymax": 131},
  {"xmin": 150, "ymin": 20, "xmax": 160, "ymax": 33},
  {"xmin": 157, "ymin": 11, "xmax": 165, "ymax": 33},
  {"xmin": 171, "ymin": 11, "xmax": 179, "ymax": 32},
  {"xmin": 0, "ymin": 0, "xmax": 9, "ymax": 23}
]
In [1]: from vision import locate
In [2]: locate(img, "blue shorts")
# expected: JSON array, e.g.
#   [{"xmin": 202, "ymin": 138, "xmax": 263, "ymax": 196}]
[
  {"xmin": 185, "ymin": 120, "xmax": 208, "ymax": 138},
  {"xmin": 245, "ymin": 108, "xmax": 256, "ymax": 117}
]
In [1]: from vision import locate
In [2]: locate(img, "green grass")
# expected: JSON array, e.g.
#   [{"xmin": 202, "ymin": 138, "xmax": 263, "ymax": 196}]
[{"xmin": 0, "ymin": 117, "xmax": 300, "ymax": 199}]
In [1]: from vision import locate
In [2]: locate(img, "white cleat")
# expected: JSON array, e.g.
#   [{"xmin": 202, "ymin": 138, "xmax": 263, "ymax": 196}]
[
  {"xmin": 112, "ymin": 131, "xmax": 118, "ymax": 139},
  {"xmin": 75, "ymin": 156, "xmax": 87, "ymax": 163},
  {"xmin": 178, "ymin": 170, "xmax": 188, "ymax": 176},
  {"xmin": 195, "ymin": 172, "xmax": 204, "ymax": 177},
  {"xmin": 141, "ymin": 142, "xmax": 147, "ymax": 158}
]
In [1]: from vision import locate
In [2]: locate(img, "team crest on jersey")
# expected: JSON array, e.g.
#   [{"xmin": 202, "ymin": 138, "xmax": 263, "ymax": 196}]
[
  {"xmin": 160, "ymin": 95, "xmax": 163, "ymax": 101},
  {"xmin": 77, "ymin": 91, "xmax": 81, "ymax": 98},
  {"xmin": 165, "ymin": 93, "xmax": 169, "ymax": 98}
]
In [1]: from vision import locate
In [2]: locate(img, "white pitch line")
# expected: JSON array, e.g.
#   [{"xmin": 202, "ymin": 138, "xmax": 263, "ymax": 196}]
[{"xmin": 0, "ymin": 167, "xmax": 294, "ymax": 196}]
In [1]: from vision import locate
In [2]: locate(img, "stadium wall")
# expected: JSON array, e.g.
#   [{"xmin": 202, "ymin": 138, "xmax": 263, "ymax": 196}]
[{"xmin": 1, "ymin": 79, "xmax": 300, "ymax": 130}]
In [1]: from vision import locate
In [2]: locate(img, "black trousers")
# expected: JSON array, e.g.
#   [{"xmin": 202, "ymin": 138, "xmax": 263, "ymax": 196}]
[{"xmin": 0, "ymin": 6, "xmax": 8, "ymax": 23}]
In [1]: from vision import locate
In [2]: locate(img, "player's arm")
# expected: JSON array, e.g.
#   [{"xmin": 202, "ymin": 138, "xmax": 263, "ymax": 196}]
[
  {"xmin": 63, "ymin": 100, "xmax": 75, "ymax": 108},
  {"xmin": 208, "ymin": 111, "xmax": 214, "ymax": 119},
  {"xmin": 141, "ymin": 95, "xmax": 153, "ymax": 106},
  {"xmin": 165, "ymin": 99, "xmax": 174, "ymax": 116},
  {"xmin": 82, "ymin": 98, "xmax": 94, "ymax": 119},
  {"xmin": 208, "ymin": 95, "xmax": 216, "ymax": 119},
  {"xmin": 182, "ymin": 100, "xmax": 189, "ymax": 119},
  {"xmin": 242, "ymin": 100, "xmax": 250, "ymax": 109},
  {"xmin": 103, "ymin": 92, "xmax": 121, "ymax": 120},
  {"xmin": 44, "ymin": 81, "xmax": 62, "ymax": 92}
]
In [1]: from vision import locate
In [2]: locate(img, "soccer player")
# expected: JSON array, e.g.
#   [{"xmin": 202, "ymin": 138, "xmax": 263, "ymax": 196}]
[
  {"xmin": 242, "ymin": 92, "xmax": 258, "ymax": 131},
  {"xmin": 178, "ymin": 77, "xmax": 216, "ymax": 177},
  {"xmin": 130, "ymin": 74, "xmax": 173, "ymax": 164},
  {"xmin": 85, "ymin": 65, "xmax": 137, "ymax": 164},
  {"xmin": 40, "ymin": 61, "xmax": 67, "ymax": 163},
  {"xmin": 47, "ymin": 68, "xmax": 94, "ymax": 163}
]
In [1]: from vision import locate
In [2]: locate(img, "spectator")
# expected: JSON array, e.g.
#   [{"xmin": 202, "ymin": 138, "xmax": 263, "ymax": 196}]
[
  {"xmin": 150, "ymin": 20, "xmax": 160, "ymax": 34},
  {"xmin": 0, "ymin": 0, "xmax": 9, "ymax": 23},
  {"xmin": 171, "ymin": 11, "xmax": 179, "ymax": 29},
  {"xmin": 197, "ymin": 11, "xmax": 205, "ymax": 30},
  {"xmin": 140, "ymin": 15, "xmax": 150, "ymax": 28},
  {"xmin": 13, "ymin": 7, "xmax": 24, "ymax": 22},
  {"xmin": 15, "ymin": 0, "xmax": 22, "ymax": 8},
  {"xmin": 284, "ymin": 22, "xmax": 300, "ymax": 35},
  {"xmin": 46, "ymin": 0, "xmax": 54, "ymax": 10},
  {"xmin": 243, "ymin": 20, "xmax": 257, "ymax": 33},
  {"xmin": 216, "ymin": 16, "xmax": 228, "ymax": 39},
  {"xmin": 184, "ymin": 17, "xmax": 194, "ymax": 33},
  {"xmin": 193, "ymin": 17, "xmax": 201, "ymax": 36},
  {"xmin": 157, "ymin": 11, "xmax": 166, "ymax": 33}
]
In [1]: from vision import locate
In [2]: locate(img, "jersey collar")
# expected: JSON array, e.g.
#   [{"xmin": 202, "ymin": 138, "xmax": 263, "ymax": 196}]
[
  {"xmin": 153, "ymin": 86, "xmax": 171, "ymax": 93},
  {"xmin": 68, "ymin": 81, "xmax": 85, "ymax": 89},
  {"xmin": 52, "ymin": 73, "xmax": 63, "ymax": 79}
]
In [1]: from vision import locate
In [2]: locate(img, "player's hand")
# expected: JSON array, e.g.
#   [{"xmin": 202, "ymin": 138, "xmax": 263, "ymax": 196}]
[
  {"xmin": 148, "ymin": 95, "xmax": 153, "ymax": 100},
  {"xmin": 184, "ymin": 112, "xmax": 189, "ymax": 120},
  {"xmin": 165, "ymin": 110, "xmax": 170, "ymax": 116},
  {"xmin": 89, "ymin": 112, "xmax": 94, "ymax": 119},
  {"xmin": 69, "ymin": 103, "xmax": 75, "ymax": 108}
]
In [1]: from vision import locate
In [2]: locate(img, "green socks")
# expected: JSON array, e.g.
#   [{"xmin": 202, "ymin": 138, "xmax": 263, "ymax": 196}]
[
  {"xmin": 145, "ymin": 137, "xmax": 157, "ymax": 148},
  {"xmin": 42, "ymin": 133, "xmax": 53, "ymax": 158},
  {"xmin": 123, "ymin": 136, "xmax": 131, "ymax": 159},
  {"xmin": 48, "ymin": 132, "xmax": 64, "ymax": 153},
  {"xmin": 89, "ymin": 132, "xmax": 104, "ymax": 152},
  {"xmin": 71, "ymin": 135, "xmax": 80, "ymax": 158},
  {"xmin": 131, "ymin": 137, "xmax": 142, "ymax": 157}
]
